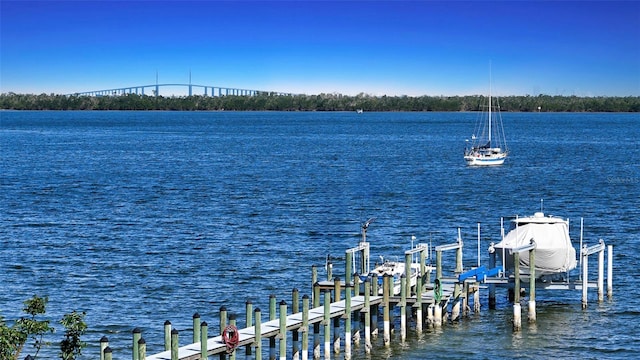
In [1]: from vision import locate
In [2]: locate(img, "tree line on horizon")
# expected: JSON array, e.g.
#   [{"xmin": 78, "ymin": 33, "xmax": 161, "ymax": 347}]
[{"xmin": 1, "ymin": 92, "xmax": 639, "ymax": 112}]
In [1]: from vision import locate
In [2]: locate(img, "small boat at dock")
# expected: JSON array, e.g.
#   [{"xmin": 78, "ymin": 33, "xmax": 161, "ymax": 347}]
[{"xmin": 493, "ymin": 211, "xmax": 577, "ymax": 282}]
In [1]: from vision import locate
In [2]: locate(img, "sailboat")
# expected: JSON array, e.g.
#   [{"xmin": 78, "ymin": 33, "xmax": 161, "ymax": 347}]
[{"xmin": 464, "ymin": 74, "xmax": 508, "ymax": 166}]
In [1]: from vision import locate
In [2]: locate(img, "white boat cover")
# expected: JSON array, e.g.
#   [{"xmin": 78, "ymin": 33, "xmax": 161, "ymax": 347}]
[{"xmin": 495, "ymin": 212, "xmax": 577, "ymax": 277}]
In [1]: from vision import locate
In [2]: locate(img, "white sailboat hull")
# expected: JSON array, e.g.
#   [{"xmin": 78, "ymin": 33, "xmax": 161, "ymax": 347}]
[{"xmin": 464, "ymin": 152, "xmax": 506, "ymax": 166}]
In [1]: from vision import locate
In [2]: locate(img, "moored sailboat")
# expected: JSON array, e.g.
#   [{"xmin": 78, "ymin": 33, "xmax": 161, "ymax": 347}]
[{"xmin": 464, "ymin": 74, "xmax": 508, "ymax": 166}]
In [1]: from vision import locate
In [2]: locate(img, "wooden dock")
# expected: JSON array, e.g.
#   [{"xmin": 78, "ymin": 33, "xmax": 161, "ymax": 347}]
[{"xmin": 97, "ymin": 232, "xmax": 612, "ymax": 360}]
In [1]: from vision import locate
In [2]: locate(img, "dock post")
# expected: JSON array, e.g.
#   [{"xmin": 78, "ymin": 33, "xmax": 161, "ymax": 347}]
[
  {"xmin": 404, "ymin": 253, "xmax": 412, "ymax": 297},
  {"xmin": 333, "ymin": 277, "xmax": 341, "ymax": 354},
  {"xmin": 371, "ymin": 274, "xmax": 379, "ymax": 336},
  {"xmin": 164, "ymin": 321, "xmax": 171, "ymax": 351},
  {"xmin": 201, "ymin": 321, "xmax": 208, "ymax": 360},
  {"xmin": 345, "ymin": 284, "xmax": 352, "ymax": 360},
  {"xmin": 582, "ymin": 245, "xmax": 589, "ymax": 309},
  {"xmin": 270, "ymin": 295, "xmax": 277, "ymax": 360},
  {"xmin": 100, "ymin": 336, "xmax": 109, "ymax": 360},
  {"xmin": 529, "ymin": 242, "xmax": 537, "ymax": 323},
  {"xmin": 513, "ymin": 251, "xmax": 522, "ymax": 331},
  {"xmin": 279, "ymin": 301, "xmax": 287, "ymax": 360},
  {"xmin": 323, "ymin": 290, "xmax": 331, "ymax": 360},
  {"xmin": 488, "ymin": 243, "xmax": 497, "ymax": 309},
  {"xmin": 193, "ymin": 313, "xmax": 201, "ymax": 344},
  {"xmin": 598, "ymin": 240, "xmax": 605, "ymax": 303},
  {"xmin": 607, "ymin": 245, "xmax": 613, "ymax": 299},
  {"xmin": 220, "ymin": 306, "xmax": 228, "ymax": 335},
  {"xmin": 104, "ymin": 347, "xmax": 112, "ymax": 360},
  {"xmin": 292, "ymin": 290, "xmax": 300, "ymax": 360},
  {"xmin": 230, "ymin": 314, "xmax": 238, "ymax": 360},
  {"xmin": 312, "ymin": 265, "xmax": 318, "ymax": 301},
  {"xmin": 138, "ymin": 338, "xmax": 146, "ymax": 360},
  {"xmin": 364, "ymin": 279, "xmax": 372, "ymax": 354},
  {"xmin": 452, "ymin": 239, "xmax": 463, "ymax": 322},
  {"xmin": 171, "ymin": 329, "xmax": 179, "ymax": 360},
  {"xmin": 302, "ymin": 295, "xmax": 309, "ymax": 360},
  {"xmin": 473, "ymin": 282, "xmax": 480, "ymax": 313},
  {"xmin": 346, "ymin": 251, "xmax": 353, "ymax": 288},
  {"xmin": 246, "ymin": 300, "xmax": 253, "ymax": 356},
  {"xmin": 382, "ymin": 274, "xmax": 391, "ymax": 346},
  {"xmin": 132, "ymin": 328, "xmax": 141, "ymax": 360},
  {"xmin": 313, "ymin": 285, "xmax": 320, "ymax": 360},
  {"xmin": 353, "ymin": 274, "xmax": 361, "ymax": 345},
  {"xmin": 462, "ymin": 282, "xmax": 469, "ymax": 318},
  {"xmin": 400, "ymin": 274, "xmax": 407, "ymax": 342},
  {"xmin": 255, "ymin": 308, "xmax": 262, "ymax": 360},
  {"xmin": 416, "ymin": 273, "xmax": 423, "ymax": 333},
  {"xmin": 427, "ymin": 304, "xmax": 434, "ymax": 328}
]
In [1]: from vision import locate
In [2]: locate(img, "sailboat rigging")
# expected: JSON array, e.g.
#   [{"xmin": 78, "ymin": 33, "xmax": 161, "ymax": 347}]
[{"xmin": 464, "ymin": 70, "xmax": 508, "ymax": 166}]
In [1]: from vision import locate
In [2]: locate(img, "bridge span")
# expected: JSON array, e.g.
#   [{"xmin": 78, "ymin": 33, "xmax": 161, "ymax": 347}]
[{"xmin": 70, "ymin": 83, "xmax": 295, "ymax": 97}]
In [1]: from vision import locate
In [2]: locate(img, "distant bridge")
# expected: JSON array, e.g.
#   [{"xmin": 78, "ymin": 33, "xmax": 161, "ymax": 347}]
[{"xmin": 69, "ymin": 83, "xmax": 296, "ymax": 97}]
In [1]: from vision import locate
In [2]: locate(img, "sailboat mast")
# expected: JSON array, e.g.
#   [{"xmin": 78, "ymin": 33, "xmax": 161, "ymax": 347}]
[{"xmin": 488, "ymin": 64, "xmax": 492, "ymax": 146}]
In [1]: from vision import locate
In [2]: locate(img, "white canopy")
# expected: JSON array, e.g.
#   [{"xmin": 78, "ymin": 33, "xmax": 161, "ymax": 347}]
[{"xmin": 495, "ymin": 212, "xmax": 577, "ymax": 277}]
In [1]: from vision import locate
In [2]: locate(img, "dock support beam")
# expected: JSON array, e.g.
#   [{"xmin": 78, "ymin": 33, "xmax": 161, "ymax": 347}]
[
  {"xmin": 279, "ymin": 301, "xmax": 287, "ymax": 360},
  {"xmin": 607, "ymin": 245, "xmax": 613, "ymax": 299},
  {"xmin": 344, "ymin": 284, "xmax": 352, "ymax": 360},
  {"xmin": 382, "ymin": 274, "xmax": 391, "ymax": 346},
  {"xmin": 364, "ymin": 279, "xmax": 372, "ymax": 354},
  {"xmin": 292, "ymin": 290, "xmax": 299, "ymax": 360},
  {"xmin": 529, "ymin": 241, "xmax": 537, "ymax": 323},
  {"xmin": 302, "ymin": 295, "xmax": 309, "ymax": 360},
  {"xmin": 323, "ymin": 290, "xmax": 331, "ymax": 360},
  {"xmin": 200, "ymin": 322, "xmax": 208, "ymax": 360},
  {"xmin": 513, "ymin": 251, "xmax": 522, "ymax": 331},
  {"xmin": 488, "ymin": 243, "xmax": 497, "ymax": 309},
  {"xmin": 255, "ymin": 308, "xmax": 262, "ymax": 360}
]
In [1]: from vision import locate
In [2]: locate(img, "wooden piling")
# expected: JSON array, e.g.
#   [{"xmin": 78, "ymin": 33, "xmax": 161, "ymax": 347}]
[
  {"xmin": 345, "ymin": 284, "xmax": 352, "ymax": 360},
  {"xmin": 269, "ymin": 295, "xmax": 276, "ymax": 360},
  {"xmin": 607, "ymin": 245, "xmax": 613, "ymax": 299},
  {"xmin": 333, "ymin": 278, "xmax": 341, "ymax": 354},
  {"xmin": 200, "ymin": 321, "xmax": 208, "ymax": 359},
  {"xmin": 364, "ymin": 279, "xmax": 372, "ymax": 354},
  {"xmin": 313, "ymin": 284, "xmax": 320, "ymax": 360},
  {"xmin": 292, "ymin": 289, "xmax": 300, "ymax": 360},
  {"xmin": 104, "ymin": 346, "xmax": 112, "ymax": 360},
  {"xmin": 582, "ymin": 245, "xmax": 589, "ymax": 309},
  {"xmin": 400, "ymin": 274, "xmax": 407, "ymax": 342},
  {"xmin": 164, "ymin": 321, "xmax": 172, "ymax": 351},
  {"xmin": 192, "ymin": 313, "xmax": 201, "ymax": 344},
  {"xmin": 382, "ymin": 274, "xmax": 391, "ymax": 346},
  {"xmin": 255, "ymin": 308, "xmax": 262, "ymax": 360},
  {"xmin": 415, "ymin": 274, "xmax": 423, "ymax": 333},
  {"xmin": 302, "ymin": 295, "xmax": 309, "ymax": 360},
  {"xmin": 229, "ymin": 314, "xmax": 237, "ymax": 360},
  {"xmin": 246, "ymin": 300, "xmax": 253, "ymax": 356},
  {"xmin": 513, "ymin": 251, "xmax": 522, "ymax": 331},
  {"xmin": 279, "ymin": 301, "xmax": 287, "ymax": 360},
  {"xmin": 138, "ymin": 338, "xmax": 146, "ymax": 360},
  {"xmin": 171, "ymin": 328, "xmax": 179, "ymax": 360},
  {"xmin": 371, "ymin": 274, "xmax": 379, "ymax": 336},
  {"xmin": 323, "ymin": 289, "xmax": 331, "ymax": 359},
  {"xmin": 488, "ymin": 243, "xmax": 497, "ymax": 309},
  {"xmin": 100, "ymin": 336, "xmax": 109, "ymax": 360},
  {"xmin": 132, "ymin": 327, "xmax": 141, "ymax": 360},
  {"xmin": 529, "ymin": 242, "xmax": 537, "ymax": 323},
  {"xmin": 598, "ymin": 241, "xmax": 605, "ymax": 303}
]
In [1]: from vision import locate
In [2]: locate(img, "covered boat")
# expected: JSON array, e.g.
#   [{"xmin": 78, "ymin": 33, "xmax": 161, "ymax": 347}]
[{"xmin": 494, "ymin": 212, "xmax": 577, "ymax": 281}]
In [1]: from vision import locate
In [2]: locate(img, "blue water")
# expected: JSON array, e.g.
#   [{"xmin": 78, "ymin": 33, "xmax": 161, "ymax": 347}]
[{"xmin": 1, "ymin": 110, "xmax": 639, "ymax": 359}]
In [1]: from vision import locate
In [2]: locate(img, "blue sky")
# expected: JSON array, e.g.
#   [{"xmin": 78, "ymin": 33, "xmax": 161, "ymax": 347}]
[{"xmin": 1, "ymin": 0, "xmax": 639, "ymax": 96}]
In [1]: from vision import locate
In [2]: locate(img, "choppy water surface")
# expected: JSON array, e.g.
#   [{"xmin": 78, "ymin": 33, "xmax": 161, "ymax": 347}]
[{"xmin": 1, "ymin": 110, "xmax": 639, "ymax": 359}]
